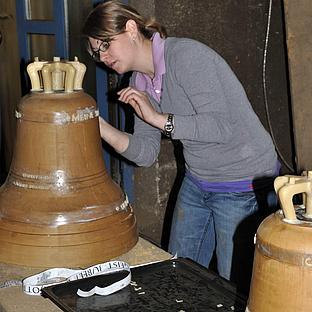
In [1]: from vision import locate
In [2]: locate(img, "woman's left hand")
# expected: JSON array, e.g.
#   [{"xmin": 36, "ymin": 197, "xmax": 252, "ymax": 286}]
[{"xmin": 117, "ymin": 87, "xmax": 166, "ymax": 129}]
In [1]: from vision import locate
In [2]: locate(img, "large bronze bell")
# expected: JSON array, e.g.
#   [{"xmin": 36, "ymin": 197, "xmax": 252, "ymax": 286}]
[{"xmin": 0, "ymin": 57, "xmax": 138, "ymax": 267}]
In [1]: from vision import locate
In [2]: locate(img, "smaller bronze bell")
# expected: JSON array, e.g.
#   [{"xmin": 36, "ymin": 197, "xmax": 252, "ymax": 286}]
[
  {"xmin": 0, "ymin": 57, "xmax": 138, "ymax": 267},
  {"xmin": 247, "ymin": 172, "xmax": 312, "ymax": 312}
]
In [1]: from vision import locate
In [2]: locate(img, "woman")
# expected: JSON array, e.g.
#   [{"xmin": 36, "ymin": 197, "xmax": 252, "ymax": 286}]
[{"xmin": 82, "ymin": 0, "xmax": 278, "ymax": 288}]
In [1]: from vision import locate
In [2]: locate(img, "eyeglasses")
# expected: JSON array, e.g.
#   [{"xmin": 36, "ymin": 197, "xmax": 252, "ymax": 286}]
[{"xmin": 89, "ymin": 40, "xmax": 110, "ymax": 62}]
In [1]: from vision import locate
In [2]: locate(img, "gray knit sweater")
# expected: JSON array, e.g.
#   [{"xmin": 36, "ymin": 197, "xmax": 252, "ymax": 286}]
[{"xmin": 121, "ymin": 37, "xmax": 277, "ymax": 182}]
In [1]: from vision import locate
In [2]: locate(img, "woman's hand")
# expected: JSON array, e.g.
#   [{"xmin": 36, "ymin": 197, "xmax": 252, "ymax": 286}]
[
  {"xmin": 98, "ymin": 116, "xmax": 129, "ymax": 153},
  {"xmin": 98, "ymin": 115, "xmax": 107, "ymax": 138},
  {"xmin": 117, "ymin": 87, "xmax": 167, "ymax": 129}
]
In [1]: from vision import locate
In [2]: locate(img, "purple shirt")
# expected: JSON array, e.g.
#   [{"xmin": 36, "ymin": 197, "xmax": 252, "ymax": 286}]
[
  {"xmin": 134, "ymin": 33, "xmax": 165, "ymax": 102},
  {"xmin": 186, "ymin": 161, "xmax": 280, "ymax": 192}
]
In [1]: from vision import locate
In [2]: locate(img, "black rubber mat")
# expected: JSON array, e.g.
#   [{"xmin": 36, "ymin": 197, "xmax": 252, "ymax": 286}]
[{"xmin": 42, "ymin": 258, "xmax": 246, "ymax": 312}]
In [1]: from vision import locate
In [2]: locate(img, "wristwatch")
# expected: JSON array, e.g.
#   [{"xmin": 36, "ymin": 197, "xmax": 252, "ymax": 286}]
[{"xmin": 164, "ymin": 113, "xmax": 174, "ymax": 137}]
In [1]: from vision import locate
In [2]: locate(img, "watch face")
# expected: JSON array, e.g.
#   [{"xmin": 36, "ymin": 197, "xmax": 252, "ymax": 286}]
[
  {"xmin": 164, "ymin": 114, "xmax": 174, "ymax": 136},
  {"xmin": 165, "ymin": 123, "xmax": 174, "ymax": 132}
]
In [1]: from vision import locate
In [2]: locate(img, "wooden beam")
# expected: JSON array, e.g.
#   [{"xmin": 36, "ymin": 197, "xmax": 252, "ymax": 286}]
[
  {"xmin": 284, "ymin": 0, "xmax": 312, "ymax": 171},
  {"xmin": 0, "ymin": 0, "xmax": 21, "ymax": 172}
]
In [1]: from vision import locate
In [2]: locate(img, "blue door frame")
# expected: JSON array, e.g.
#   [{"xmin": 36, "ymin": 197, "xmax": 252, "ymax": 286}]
[
  {"xmin": 15, "ymin": 0, "xmax": 68, "ymax": 61},
  {"xmin": 15, "ymin": 0, "xmax": 134, "ymax": 202}
]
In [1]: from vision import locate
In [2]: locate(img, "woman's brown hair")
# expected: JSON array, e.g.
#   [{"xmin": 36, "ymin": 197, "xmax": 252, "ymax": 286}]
[{"xmin": 82, "ymin": 0, "xmax": 167, "ymax": 41}]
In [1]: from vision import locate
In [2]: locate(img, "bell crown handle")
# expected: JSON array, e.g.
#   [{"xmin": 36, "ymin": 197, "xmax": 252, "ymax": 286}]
[
  {"xmin": 276, "ymin": 173, "xmax": 312, "ymax": 221},
  {"xmin": 67, "ymin": 56, "xmax": 86, "ymax": 90},
  {"xmin": 41, "ymin": 62, "xmax": 76, "ymax": 93},
  {"xmin": 26, "ymin": 57, "xmax": 48, "ymax": 91},
  {"xmin": 26, "ymin": 57, "xmax": 86, "ymax": 93}
]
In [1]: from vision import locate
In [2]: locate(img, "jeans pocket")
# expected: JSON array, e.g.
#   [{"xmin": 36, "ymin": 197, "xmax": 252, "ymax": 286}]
[{"xmin": 231, "ymin": 191, "xmax": 255, "ymax": 199}]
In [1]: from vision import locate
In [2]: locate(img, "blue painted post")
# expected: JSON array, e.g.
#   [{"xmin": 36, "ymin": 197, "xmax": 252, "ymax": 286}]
[{"xmin": 92, "ymin": 0, "xmax": 134, "ymax": 202}]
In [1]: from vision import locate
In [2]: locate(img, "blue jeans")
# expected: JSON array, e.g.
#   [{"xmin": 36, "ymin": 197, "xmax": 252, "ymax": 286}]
[{"xmin": 168, "ymin": 175, "xmax": 275, "ymax": 285}]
